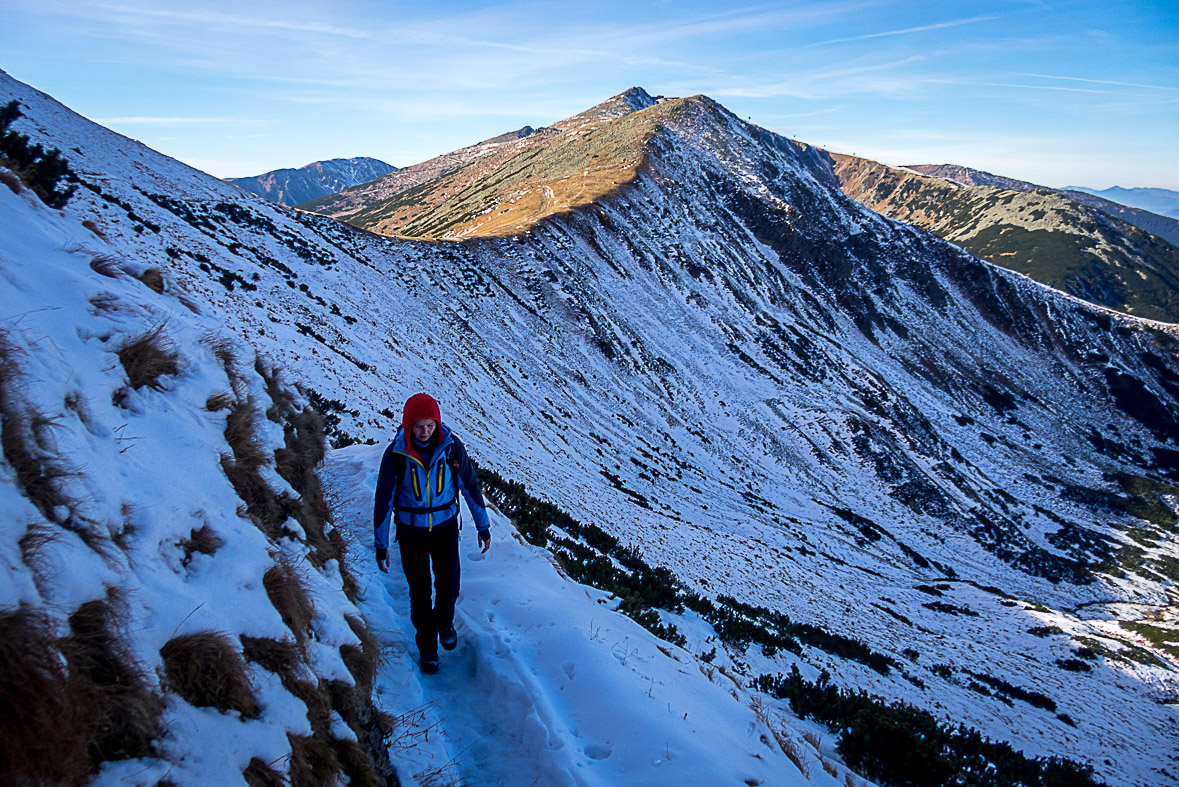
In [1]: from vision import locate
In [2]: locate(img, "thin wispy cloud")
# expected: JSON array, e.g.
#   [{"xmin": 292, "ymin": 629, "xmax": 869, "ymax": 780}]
[
  {"xmin": 4, "ymin": 0, "xmax": 1175, "ymax": 186},
  {"xmin": 95, "ymin": 116, "xmax": 237, "ymax": 125},
  {"xmin": 705, "ymin": 55, "xmax": 930, "ymax": 99},
  {"xmin": 1010, "ymin": 72, "xmax": 1179, "ymax": 92},
  {"xmin": 969, "ymin": 81, "xmax": 1125, "ymax": 96},
  {"xmin": 804, "ymin": 14, "xmax": 998, "ymax": 47},
  {"xmin": 82, "ymin": 1, "xmax": 376, "ymax": 39}
]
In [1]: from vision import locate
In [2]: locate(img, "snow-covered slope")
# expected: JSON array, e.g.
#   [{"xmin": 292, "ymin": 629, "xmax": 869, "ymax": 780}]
[
  {"xmin": 227, "ymin": 157, "xmax": 396, "ymax": 207},
  {"xmin": 0, "ymin": 171, "xmax": 390, "ymax": 783},
  {"xmin": 3, "ymin": 70, "xmax": 1179, "ymax": 785}
]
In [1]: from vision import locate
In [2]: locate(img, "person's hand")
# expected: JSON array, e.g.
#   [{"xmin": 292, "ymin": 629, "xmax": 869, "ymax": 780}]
[
  {"xmin": 478, "ymin": 530, "xmax": 491, "ymax": 553},
  {"xmin": 376, "ymin": 548, "xmax": 389, "ymax": 573}
]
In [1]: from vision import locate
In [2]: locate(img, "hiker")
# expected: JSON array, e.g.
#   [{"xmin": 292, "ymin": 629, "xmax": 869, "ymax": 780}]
[{"xmin": 373, "ymin": 393, "xmax": 492, "ymax": 673}]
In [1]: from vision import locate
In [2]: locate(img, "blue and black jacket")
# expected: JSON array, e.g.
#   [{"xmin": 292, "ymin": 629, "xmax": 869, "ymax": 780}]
[{"xmin": 373, "ymin": 423, "xmax": 490, "ymax": 551}]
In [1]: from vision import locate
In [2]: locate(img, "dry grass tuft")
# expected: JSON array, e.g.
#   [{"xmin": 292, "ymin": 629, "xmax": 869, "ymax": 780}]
[
  {"xmin": 112, "ymin": 503, "xmax": 139, "ymax": 551},
  {"xmin": 243, "ymin": 757, "xmax": 286, "ymax": 787},
  {"xmin": 242, "ymin": 638, "xmax": 381, "ymax": 784},
  {"xmin": 255, "ymin": 355, "xmax": 295, "ymax": 423},
  {"xmin": 286, "ymin": 678, "xmax": 380, "ymax": 787},
  {"xmin": 179, "ymin": 524, "xmax": 223, "ymax": 568},
  {"xmin": 338, "ymin": 615, "xmax": 393, "ymax": 783},
  {"xmin": 0, "ymin": 605, "xmax": 92, "ymax": 785},
  {"xmin": 318, "ymin": 472, "xmax": 360, "ymax": 601},
  {"xmin": 202, "ymin": 331, "xmax": 238, "ymax": 375},
  {"xmin": 218, "ymin": 395, "xmax": 301, "ymax": 540},
  {"xmin": 88, "ymin": 292, "xmax": 122, "ymax": 313},
  {"xmin": 116, "ymin": 326, "xmax": 180, "ymax": 391},
  {"xmin": 292, "ymin": 677, "xmax": 334, "ymax": 733},
  {"xmin": 81, "ymin": 219, "xmax": 106, "ymax": 239},
  {"xmin": 288, "ymin": 733, "xmax": 341, "ymax": 787},
  {"xmin": 19, "ymin": 521, "xmax": 63, "ymax": 578},
  {"xmin": 0, "ymin": 598, "xmax": 165, "ymax": 786},
  {"xmin": 62, "ymin": 596, "xmax": 163, "ymax": 765},
  {"xmin": 820, "ymin": 755, "xmax": 839, "ymax": 778},
  {"xmin": 334, "ymin": 737, "xmax": 379, "ymax": 787},
  {"xmin": 225, "ymin": 397, "xmax": 268, "ymax": 468},
  {"xmin": 159, "ymin": 631, "xmax": 259, "ymax": 718},
  {"xmin": 273, "ymin": 404, "xmax": 342, "ymax": 573},
  {"xmin": 750, "ymin": 695, "xmax": 810, "ymax": 776},
  {"xmin": 137, "ymin": 267, "xmax": 165, "ymax": 294},
  {"xmin": 330, "ymin": 527, "xmax": 360, "ymax": 602},
  {"xmin": 206, "ymin": 390, "xmax": 234, "ymax": 412},
  {"xmin": 0, "ymin": 168, "xmax": 22, "ymax": 195},
  {"xmin": 802, "ymin": 730, "xmax": 823, "ymax": 750},
  {"xmin": 781, "ymin": 736, "xmax": 809, "ymax": 777},
  {"xmin": 274, "ymin": 407, "xmax": 326, "ymax": 494},
  {"xmin": 243, "ymin": 622, "xmax": 387, "ymax": 787},
  {"xmin": 264, "ymin": 562, "xmax": 315, "ymax": 646},
  {"xmin": 64, "ymin": 389, "xmax": 98, "ymax": 434},
  {"xmin": 175, "ymin": 290, "xmax": 202, "ymax": 315},
  {"xmin": 341, "ymin": 614, "xmax": 382, "ymax": 694},
  {"xmin": 221, "ymin": 452, "xmax": 301, "ymax": 541},
  {"xmin": 327, "ymin": 677, "xmax": 363, "ymax": 729},
  {"xmin": 1, "ymin": 391, "xmax": 74, "ymax": 524},
  {"xmin": 241, "ymin": 635, "xmax": 301, "ymax": 678},
  {"xmin": 89, "ymin": 254, "xmax": 122, "ymax": 278}
]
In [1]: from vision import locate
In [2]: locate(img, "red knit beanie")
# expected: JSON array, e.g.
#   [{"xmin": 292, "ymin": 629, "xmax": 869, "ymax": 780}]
[{"xmin": 402, "ymin": 393, "xmax": 441, "ymax": 438}]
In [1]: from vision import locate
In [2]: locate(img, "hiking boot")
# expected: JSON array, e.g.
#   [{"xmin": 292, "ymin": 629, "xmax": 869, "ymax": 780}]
[
  {"xmin": 439, "ymin": 626, "xmax": 457, "ymax": 651},
  {"xmin": 419, "ymin": 653, "xmax": 439, "ymax": 674}
]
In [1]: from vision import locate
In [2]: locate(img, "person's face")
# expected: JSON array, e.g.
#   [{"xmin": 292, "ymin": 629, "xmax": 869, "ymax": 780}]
[{"xmin": 411, "ymin": 418, "xmax": 437, "ymax": 444}]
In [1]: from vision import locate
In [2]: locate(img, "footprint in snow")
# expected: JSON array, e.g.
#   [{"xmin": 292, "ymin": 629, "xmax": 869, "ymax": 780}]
[
  {"xmin": 584, "ymin": 742, "xmax": 612, "ymax": 760},
  {"xmin": 562, "ymin": 661, "xmax": 576, "ymax": 680}
]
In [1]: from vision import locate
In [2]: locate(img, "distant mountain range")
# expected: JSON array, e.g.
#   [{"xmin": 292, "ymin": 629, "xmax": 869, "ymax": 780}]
[
  {"xmin": 908, "ymin": 165, "xmax": 1179, "ymax": 247},
  {"xmin": 828, "ymin": 156, "xmax": 1179, "ymax": 322},
  {"xmin": 1064, "ymin": 185, "xmax": 1179, "ymax": 220},
  {"xmin": 227, "ymin": 157, "xmax": 396, "ymax": 206}
]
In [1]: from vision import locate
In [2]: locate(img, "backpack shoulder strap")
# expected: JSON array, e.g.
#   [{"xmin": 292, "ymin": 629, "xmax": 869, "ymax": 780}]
[
  {"xmin": 391, "ymin": 452, "xmax": 405, "ymax": 536},
  {"xmin": 446, "ymin": 443, "xmax": 462, "ymax": 528}
]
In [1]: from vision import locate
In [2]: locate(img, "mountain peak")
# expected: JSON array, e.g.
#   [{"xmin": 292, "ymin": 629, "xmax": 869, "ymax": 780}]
[
  {"xmin": 555, "ymin": 87, "xmax": 663, "ymax": 130},
  {"xmin": 228, "ymin": 156, "xmax": 395, "ymax": 206},
  {"xmin": 619, "ymin": 86, "xmax": 657, "ymax": 110}
]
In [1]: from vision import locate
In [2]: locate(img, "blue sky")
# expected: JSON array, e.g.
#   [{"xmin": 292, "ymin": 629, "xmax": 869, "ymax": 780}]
[{"xmin": 2, "ymin": 0, "xmax": 1177, "ymax": 188}]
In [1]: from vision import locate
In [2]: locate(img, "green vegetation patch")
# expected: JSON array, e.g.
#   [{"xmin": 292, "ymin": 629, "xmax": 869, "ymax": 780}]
[
  {"xmin": 1121, "ymin": 621, "xmax": 1179, "ymax": 663},
  {"xmin": 755, "ymin": 667, "xmax": 1102, "ymax": 787},
  {"xmin": 1074, "ymin": 635, "xmax": 1166, "ymax": 668},
  {"xmin": 0, "ymin": 100, "xmax": 76, "ymax": 208},
  {"xmin": 1112, "ymin": 472, "xmax": 1179, "ymax": 531}
]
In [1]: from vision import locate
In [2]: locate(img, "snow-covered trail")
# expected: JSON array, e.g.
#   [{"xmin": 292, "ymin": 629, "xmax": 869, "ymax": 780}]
[{"xmin": 324, "ymin": 444, "xmax": 812, "ymax": 787}]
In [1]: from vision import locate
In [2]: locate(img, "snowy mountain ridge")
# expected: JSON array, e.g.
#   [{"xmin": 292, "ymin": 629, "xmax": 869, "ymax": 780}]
[
  {"xmin": 3, "ymin": 69, "xmax": 1179, "ymax": 785},
  {"xmin": 228, "ymin": 157, "xmax": 397, "ymax": 207}
]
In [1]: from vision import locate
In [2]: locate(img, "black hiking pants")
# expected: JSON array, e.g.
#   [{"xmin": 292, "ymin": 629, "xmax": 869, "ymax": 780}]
[{"xmin": 397, "ymin": 520, "xmax": 460, "ymax": 657}]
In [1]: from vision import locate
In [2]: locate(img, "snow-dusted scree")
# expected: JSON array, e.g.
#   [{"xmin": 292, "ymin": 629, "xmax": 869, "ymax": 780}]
[{"xmin": 2, "ymin": 69, "xmax": 1178, "ymax": 785}]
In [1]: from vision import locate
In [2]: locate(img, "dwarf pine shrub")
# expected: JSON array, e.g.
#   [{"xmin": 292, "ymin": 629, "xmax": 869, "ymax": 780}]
[
  {"xmin": 754, "ymin": 666, "xmax": 1102, "ymax": 787},
  {"xmin": 0, "ymin": 100, "xmax": 76, "ymax": 208}
]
